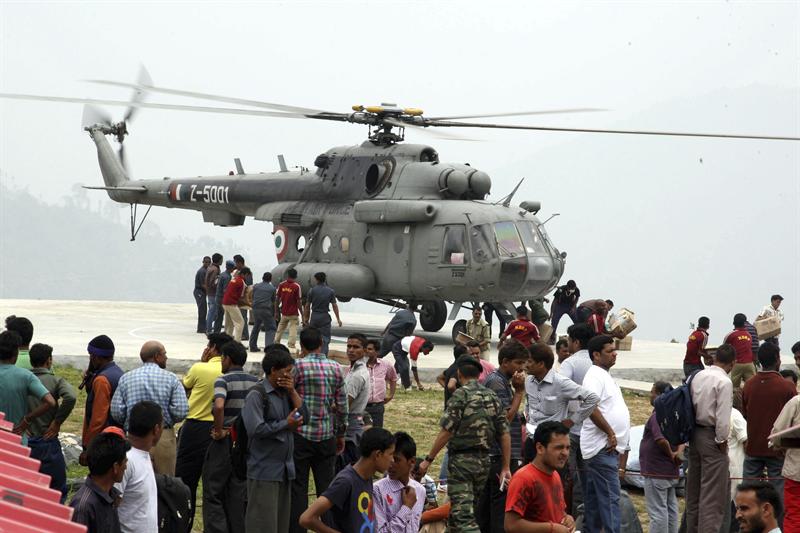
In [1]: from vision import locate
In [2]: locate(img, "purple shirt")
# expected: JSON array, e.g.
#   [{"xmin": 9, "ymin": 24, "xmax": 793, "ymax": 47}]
[
  {"xmin": 373, "ymin": 477, "xmax": 426, "ymax": 533},
  {"xmin": 639, "ymin": 412, "xmax": 679, "ymax": 477},
  {"xmin": 367, "ymin": 358, "xmax": 398, "ymax": 404}
]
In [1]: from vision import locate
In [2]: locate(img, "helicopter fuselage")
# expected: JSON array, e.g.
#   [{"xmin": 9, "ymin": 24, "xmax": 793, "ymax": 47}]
[{"xmin": 88, "ymin": 127, "xmax": 565, "ymax": 314}]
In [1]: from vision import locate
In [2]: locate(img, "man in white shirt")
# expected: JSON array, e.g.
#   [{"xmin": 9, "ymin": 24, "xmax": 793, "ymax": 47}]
[
  {"xmin": 580, "ymin": 334, "xmax": 631, "ymax": 533},
  {"xmin": 686, "ymin": 343, "xmax": 735, "ymax": 533},
  {"xmin": 559, "ymin": 322, "xmax": 596, "ymax": 515},
  {"xmin": 116, "ymin": 400, "xmax": 162, "ymax": 533},
  {"xmin": 756, "ymin": 294, "xmax": 784, "ymax": 349}
]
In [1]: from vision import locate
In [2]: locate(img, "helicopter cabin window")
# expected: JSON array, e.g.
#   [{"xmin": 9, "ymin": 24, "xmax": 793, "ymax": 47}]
[
  {"xmin": 441, "ymin": 225, "xmax": 467, "ymax": 265},
  {"xmin": 493, "ymin": 221, "xmax": 525, "ymax": 258},
  {"xmin": 321, "ymin": 235, "xmax": 332, "ymax": 254},
  {"xmin": 470, "ymin": 224, "xmax": 498, "ymax": 264},
  {"xmin": 515, "ymin": 221, "xmax": 548, "ymax": 255},
  {"xmin": 340, "ymin": 237, "xmax": 350, "ymax": 253},
  {"xmin": 296, "ymin": 235, "xmax": 307, "ymax": 253}
]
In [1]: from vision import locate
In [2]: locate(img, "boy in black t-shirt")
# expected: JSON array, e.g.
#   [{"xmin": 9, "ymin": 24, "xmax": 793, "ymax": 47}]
[{"xmin": 299, "ymin": 428, "xmax": 396, "ymax": 533}]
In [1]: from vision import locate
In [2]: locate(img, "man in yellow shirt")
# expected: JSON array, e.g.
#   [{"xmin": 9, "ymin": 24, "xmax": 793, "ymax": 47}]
[{"xmin": 176, "ymin": 332, "xmax": 232, "ymax": 529}]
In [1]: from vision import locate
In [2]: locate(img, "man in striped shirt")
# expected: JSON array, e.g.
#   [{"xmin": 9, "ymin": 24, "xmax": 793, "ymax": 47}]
[
  {"xmin": 290, "ymin": 327, "xmax": 348, "ymax": 533},
  {"xmin": 202, "ymin": 341, "xmax": 258, "ymax": 533}
]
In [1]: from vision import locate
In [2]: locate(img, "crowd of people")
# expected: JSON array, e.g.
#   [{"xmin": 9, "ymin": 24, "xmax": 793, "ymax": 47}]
[{"xmin": 0, "ymin": 272, "xmax": 796, "ymax": 533}]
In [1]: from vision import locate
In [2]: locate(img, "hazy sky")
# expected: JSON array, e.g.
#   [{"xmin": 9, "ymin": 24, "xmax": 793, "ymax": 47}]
[{"xmin": 1, "ymin": 2, "xmax": 798, "ymax": 347}]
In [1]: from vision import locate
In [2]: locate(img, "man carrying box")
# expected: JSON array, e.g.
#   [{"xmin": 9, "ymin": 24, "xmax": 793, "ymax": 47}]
[{"xmin": 756, "ymin": 294, "xmax": 784, "ymax": 349}]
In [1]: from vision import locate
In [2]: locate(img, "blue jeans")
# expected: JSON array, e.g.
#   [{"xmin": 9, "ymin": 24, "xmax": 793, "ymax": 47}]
[
  {"xmin": 206, "ymin": 296, "xmax": 218, "ymax": 333},
  {"xmin": 583, "ymin": 449, "xmax": 621, "ymax": 533},
  {"xmin": 28, "ymin": 436, "xmax": 67, "ymax": 503},
  {"xmin": 439, "ymin": 451, "xmax": 449, "ymax": 485},
  {"xmin": 645, "ymin": 476, "xmax": 679, "ymax": 533}
]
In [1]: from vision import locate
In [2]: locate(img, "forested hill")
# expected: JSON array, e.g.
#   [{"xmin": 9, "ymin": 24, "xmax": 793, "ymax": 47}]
[{"xmin": 0, "ymin": 183, "xmax": 239, "ymax": 303}]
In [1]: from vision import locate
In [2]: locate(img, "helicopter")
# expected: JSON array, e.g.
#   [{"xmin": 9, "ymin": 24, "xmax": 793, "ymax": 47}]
[{"xmin": 2, "ymin": 71, "xmax": 798, "ymax": 334}]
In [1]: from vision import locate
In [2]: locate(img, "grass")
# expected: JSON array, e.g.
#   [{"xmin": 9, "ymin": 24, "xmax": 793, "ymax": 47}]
[{"xmin": 54, "ymin": 365, "xmax": 669, "ymax": 531}]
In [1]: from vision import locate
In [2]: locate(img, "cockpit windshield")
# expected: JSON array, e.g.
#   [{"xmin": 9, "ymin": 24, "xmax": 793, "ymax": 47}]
[
  {"xmin": 515, "ymin": 221, "xmax": 548, "ymax": 255},
  {"xmin": 493, "ymin": 221, "xmax": 525, "ymax": 258}
]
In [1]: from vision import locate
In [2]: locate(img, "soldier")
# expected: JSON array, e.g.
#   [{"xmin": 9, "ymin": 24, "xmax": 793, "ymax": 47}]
[
  {"xmin": 465, "ymin": 307, "xmax": 491, "ymax": 359},
  {"xmin": 417, "ymin": 355, "xmax": 511, "ymax": 533}
]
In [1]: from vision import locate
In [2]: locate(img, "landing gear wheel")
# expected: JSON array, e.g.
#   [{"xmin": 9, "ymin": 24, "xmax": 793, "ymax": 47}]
[
  {"xmin": 451, "ymin": 319, "xmax": 467, "ymax": 344},
  {"xmin": 420, "ymin": 301, "xmax": 447, "ymax": 332}
]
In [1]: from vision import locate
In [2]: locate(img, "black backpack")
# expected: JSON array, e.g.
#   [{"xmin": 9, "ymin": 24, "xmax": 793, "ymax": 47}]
[
  {"xmin": 230, "ymin": 383, "xmax": 269, "ymax": 480},
  {"xmin": 654, "ymin": 371, "xmax": 699, "ymax": 446},
  {"xmin": 155, "ymin": 474, "xmax": 191, "ymax": 533}
]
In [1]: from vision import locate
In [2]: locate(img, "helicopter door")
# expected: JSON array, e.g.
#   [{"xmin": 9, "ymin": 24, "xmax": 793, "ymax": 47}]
[{"xmin": 425, "ymin": 224, "xmax": 468, "ymax": 295}]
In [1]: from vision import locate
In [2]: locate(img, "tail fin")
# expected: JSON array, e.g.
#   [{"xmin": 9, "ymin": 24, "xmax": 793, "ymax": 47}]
[{"xmin": 87, "ymin": 126, "xmax": 129, "ymax": 187}]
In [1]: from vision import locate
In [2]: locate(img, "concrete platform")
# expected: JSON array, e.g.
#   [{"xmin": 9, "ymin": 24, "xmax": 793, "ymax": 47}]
[{"xmin": 1, "ymin": 298, "xmax": 703, "ymax": 391}]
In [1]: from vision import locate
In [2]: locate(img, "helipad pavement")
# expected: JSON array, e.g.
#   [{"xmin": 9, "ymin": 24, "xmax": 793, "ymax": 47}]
[{"xmin": 1, "ymin": 298, "xmax": 704, "ymax": 390}]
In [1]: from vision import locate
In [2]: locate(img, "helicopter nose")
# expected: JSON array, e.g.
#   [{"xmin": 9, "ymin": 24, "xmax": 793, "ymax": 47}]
[{"xmin": 529, "ymin": 256, "xmax": 554, "ymax": 280}]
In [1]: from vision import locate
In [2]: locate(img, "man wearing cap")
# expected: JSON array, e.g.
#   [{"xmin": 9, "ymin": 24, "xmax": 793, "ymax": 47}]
[
  {"xmin": 757, "ymin": 294, "xmax": 785, "ymax": 348},
  {"xmin": 81, "ymin": 335, "xmax": 124, "ymax": 466},
  {"xmin": 417, "ymin": 355, "xmax": 511, "ymax": 532}
]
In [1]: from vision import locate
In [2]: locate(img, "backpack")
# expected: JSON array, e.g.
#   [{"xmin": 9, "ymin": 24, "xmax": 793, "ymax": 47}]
[
  {"xmin": 230, "ymin": 383, "xmax": 269, "ymax": 480},
  {"xmin": 653, "ymin": 371, "xmax": 699, "ymax": 446},
  {"xmin": 155, "ymin": 474, "xmax": 191, "ymax": 533}
]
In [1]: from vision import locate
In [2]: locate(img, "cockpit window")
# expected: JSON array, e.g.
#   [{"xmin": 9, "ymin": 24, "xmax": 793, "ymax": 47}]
[
  {"xmin": 442, "ymin": 225, "xmax": 468, "ymax": 265},
  {"xmin": 516, "ymin": 221, "xmax": 548, "ymax": 255},
  {"xmin": 494, "ymin": 221, "xmax": 525, "ymax": 258},
  {"xmin": 469, "ymin": 224, "xmax": 497, "ymax": 264}
]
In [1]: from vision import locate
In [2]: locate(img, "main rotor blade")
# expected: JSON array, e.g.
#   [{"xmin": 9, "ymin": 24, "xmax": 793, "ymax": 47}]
[
  {"xmin": 0, "ymin": 92, "xmax": 348, "ymax": 120},
  {"xmin": 428, "ymin": 107, "xmax": 606, "ymax": 121},
  {"xmin": 86, "ymin": 78, "xmax": 334, "ymax": 116},
  {"xmin": 384, "ymin": 117, "xmax": 480, "ymax": 141},
  {"xmin": 426, "ymin": 120, "xmax": 800, "ymax": 141}
]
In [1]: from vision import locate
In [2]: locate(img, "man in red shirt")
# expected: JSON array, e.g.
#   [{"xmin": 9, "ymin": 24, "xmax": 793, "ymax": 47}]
[
  {"xmin": 741, "ymin": 342, "xmax": 796, "ymax": 518},
  {"xmin": 500, "ymin": 306, "xmax": 540, "ymax": 348},
  {"xmin": 274, "ymin": 268, "xmax": 302, "ymax": 351},
  {"xmin": 724, "ymin": 313, "xmax": 755, "ymax": 388},
  {"xmin": 222, "ymin": 267, "xmax": 250, "ymax": 341},
  {"xmin": 587, "ymin": 309, "xmax": 608, "ymax": 335},
  {"xmin": 504, "ymin": 420, "xmax": 575, "ymax": 532},
  {"xmin": 683, "ymin": 316, "xmax": 710, "ymax": 378}
]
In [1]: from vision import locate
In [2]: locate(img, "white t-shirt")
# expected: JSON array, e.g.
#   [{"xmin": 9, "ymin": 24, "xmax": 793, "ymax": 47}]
[
  {"xmin": 115, "ymin": 447, "xmax": 158, "ymax": 533},
  {"xmin": 580, "ymin": 365, "xmax": 630, "ymax": 460}
]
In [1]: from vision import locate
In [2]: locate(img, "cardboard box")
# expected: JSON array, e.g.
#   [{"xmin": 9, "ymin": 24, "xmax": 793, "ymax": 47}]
[
  {"xmin": 614, "ymin": 336, "xmax": 633, "ymax": 351},
  {"xmin": 755, "ymin": 315, "xmax": 781, "ymax": 339},
  {"xmin": 609, "ymin": 308, "xmax": 637, "ymax": 338},
  {"xmin": 456, "ymin": 331, "xmax": 475, "ymax": 346}
]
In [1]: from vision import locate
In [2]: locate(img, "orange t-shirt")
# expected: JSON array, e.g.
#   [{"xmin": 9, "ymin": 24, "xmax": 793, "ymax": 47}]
[{"xmin": 504, "ymin": 463, "xmax": 565, "ymax": 523}]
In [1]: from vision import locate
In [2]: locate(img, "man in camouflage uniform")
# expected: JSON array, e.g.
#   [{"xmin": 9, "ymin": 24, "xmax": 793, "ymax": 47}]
[{"xmin": 417, "ymin": 355, "xmax": 511, "ymax": 532}]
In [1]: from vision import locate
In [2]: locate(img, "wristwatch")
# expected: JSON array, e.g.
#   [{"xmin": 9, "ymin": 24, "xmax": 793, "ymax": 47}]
[{"xmin": 424, "ymin": 455, "xmax": 435, "ymax": 463}]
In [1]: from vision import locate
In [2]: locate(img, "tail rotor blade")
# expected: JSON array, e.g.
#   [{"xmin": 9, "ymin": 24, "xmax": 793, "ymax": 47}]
[{"xmin": 81, "ymin": 104, "xmax": 112, "ymax": 129}]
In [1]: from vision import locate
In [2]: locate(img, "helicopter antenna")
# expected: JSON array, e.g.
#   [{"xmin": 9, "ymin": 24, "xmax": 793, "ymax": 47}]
[
  {"xmin": 539, "ymin": 213, "xmax": 561, "ymax": 226},
  {"xmin": 495, "ymin": 177, "xmax": 525, "ymax": 207}
]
